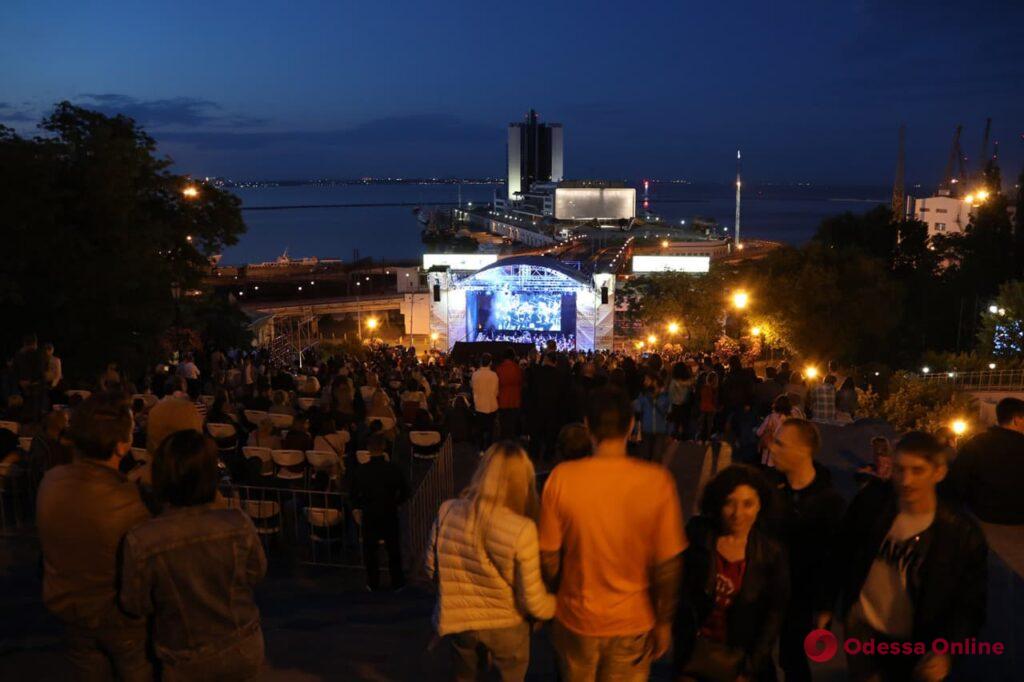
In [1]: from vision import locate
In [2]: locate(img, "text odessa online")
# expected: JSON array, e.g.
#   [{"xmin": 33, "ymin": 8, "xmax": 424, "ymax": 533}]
[{"xmin": 844, "ymin": 638, "xmax": 1005, "ymax": 657}]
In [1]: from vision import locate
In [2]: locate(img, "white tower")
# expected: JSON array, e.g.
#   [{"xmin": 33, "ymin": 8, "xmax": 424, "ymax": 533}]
[{"xmin": 734, "ymin": 150, "xmax": 742, "ymax": 248}]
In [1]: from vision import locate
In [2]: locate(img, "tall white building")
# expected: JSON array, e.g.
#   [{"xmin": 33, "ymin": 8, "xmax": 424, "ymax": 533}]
[
  {"xmin": 507, "ymin": 109, "xmax": 563, "ymax": 200},
  {"xmin": 912, "ymin": 195, "xmax": 972, "ymax": 238}
]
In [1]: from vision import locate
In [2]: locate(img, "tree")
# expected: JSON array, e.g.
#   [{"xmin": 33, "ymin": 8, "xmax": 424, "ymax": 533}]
[
  {"xmin": 739, "ymin": 243, "xmax": 904, "ymax": 364},
  {"xmin": 0, "ymin": 103, "xmax": 246, "ymax": 379},
  {"xmin": 976, "ymin": 280, "xmax": 1024, "ymax": 357},
  {"xmin": 618, "ymin": 266, "xmax": 736, "ymax": 350},
  {"xmin": 812, "ymin": 204, "xmax": 897, "ymax": 261}
]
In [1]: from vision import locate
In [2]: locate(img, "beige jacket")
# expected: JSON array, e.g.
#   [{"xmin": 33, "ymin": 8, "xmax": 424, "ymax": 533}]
[{"xmin": 426, "ymin": 498, "xmax": 555, "ymax": 635}]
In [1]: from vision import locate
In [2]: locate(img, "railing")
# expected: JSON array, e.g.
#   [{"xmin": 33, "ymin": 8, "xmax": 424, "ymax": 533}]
[
  {"xmin": 222, "ymin": 483, "xmax": 363, "ymax": 569},
  {"xmin": 404, "ymin": 435, "xmax": 454, "ymax": 578},
  {"xmin": 913, "ymin": 369, "xmax": 1024, "ymax": 392},
  {"xmin": 2, "ymin": 438, "xmax": 459, "ymax": 577}
]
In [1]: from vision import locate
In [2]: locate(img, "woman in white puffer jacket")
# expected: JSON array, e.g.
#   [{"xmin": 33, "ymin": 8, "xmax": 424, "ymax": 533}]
[{"xmin": 426, "ymin": 440, "xmax": 555, "ymax": 681}]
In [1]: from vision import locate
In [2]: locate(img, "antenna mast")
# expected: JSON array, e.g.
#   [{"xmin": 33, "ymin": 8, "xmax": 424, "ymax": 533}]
[{"xmin": 734, "ymin": 150, "xmax": 742, "ymax": 247}]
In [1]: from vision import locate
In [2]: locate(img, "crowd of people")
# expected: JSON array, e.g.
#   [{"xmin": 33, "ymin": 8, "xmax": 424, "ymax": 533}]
[
  {"xmin": 2, "ymin": 331, "xmax": 1022, "ymax": 681},
  {"xmin": 472, "ymin": 329, "xmax": 577, "ymax": 352}
]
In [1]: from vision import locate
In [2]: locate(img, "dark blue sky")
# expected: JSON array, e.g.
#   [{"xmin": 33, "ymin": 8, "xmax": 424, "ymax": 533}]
[{"xmin": 3, "ymin": 0, "xmax": 1023, "ymax": 186}]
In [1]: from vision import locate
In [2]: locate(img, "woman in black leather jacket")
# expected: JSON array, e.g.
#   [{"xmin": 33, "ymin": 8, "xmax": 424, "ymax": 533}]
[{"xmin": 675, "ymin": 464, "xmax": 790, "ymax": 682}]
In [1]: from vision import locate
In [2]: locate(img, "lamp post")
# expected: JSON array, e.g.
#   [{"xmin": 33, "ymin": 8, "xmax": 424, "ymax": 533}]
[{"xmin": 170, "ymin": 281, "xmax": 182, "ymax": 359}]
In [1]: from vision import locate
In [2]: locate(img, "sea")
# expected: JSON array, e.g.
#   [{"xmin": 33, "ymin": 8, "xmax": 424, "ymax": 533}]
[{"xmin": 221, "ymin": 182, "xmax": 890, "ymax": 265}]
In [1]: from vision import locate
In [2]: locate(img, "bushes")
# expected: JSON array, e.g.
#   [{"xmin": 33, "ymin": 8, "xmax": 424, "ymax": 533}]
[{"xmin": 872, "ymin": 372, "xmax": 977, "ymax": 433}]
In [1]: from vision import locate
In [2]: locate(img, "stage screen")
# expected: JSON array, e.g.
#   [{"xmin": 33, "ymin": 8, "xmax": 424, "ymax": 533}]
[{"xmin": 468, "ymin": 290, "xmax": 576, "ymax": 336}]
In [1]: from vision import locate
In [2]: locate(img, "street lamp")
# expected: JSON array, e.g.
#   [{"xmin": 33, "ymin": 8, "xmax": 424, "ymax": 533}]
[
  {"xmin": 647, "ymin": 334, "xmax": 657, "ymax": 346},
  {"xmin": 731, "ymin": 291, "xmax": 749, "ymax": 310},
  {"xmin": 182, "ymin": 185, "xmax": 199, "ymax": 199},
  {"xmin": 750, "ymin": 326, "xmax": 762, "ymax": 337},
  {"xmin": 661, "ymin": 240, "xmax": 669, "ymax": 249},
  {"xmin": 667, "ymin": 321, "xmax": 680, "ymax": 335},
  {"xmin": 951, "ymin": 419, "xmax": 968, "ymax": 437},
  {"xmin": 634, "ymin": 340, "xmax": 645, "ymax": 351},
  {"xmin": 429, "ymin": 331, "xmax": 439, "ymax": 348},
  {"xmin": 804, "ymin": 365, "xmax": 819, "ymax": 380}
]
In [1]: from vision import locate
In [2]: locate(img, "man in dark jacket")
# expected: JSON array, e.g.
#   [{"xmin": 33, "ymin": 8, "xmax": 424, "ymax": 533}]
[
  {"xmin": 819, "ymin": 431, "xmax": 988, "ymax": 682},
  {"xmin": 352, "ymin": 435, "xmax": 410, "ymax": 590},
  {"xmin": 763, "ymin": 418, "xmax": 846, "ymax": 682},
  {"xmin": 36, "ymin": 393, "xmax": 153, "ymax": 680},
  {"xmin": 947, "ymin": 397, "xmax": 1024, "ymax": 525},
  {"xmin": 526, "ymin": 352, "xmax": 565, "ymax": 461}
]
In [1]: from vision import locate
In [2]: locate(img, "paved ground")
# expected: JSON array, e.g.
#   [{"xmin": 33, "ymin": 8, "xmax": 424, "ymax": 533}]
[{"xmin": 1, "ymin": 422, "xmax": 1021, "ymax": 680}]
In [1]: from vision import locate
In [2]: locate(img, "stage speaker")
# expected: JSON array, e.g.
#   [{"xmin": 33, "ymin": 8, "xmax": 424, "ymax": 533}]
[
  {"xmin": 433, "ymin": 284, "xmax": 441, "ymax": 302},
  {"xmin": 600, "ymin": 286, "xmax": 608, "ymax": 305}
]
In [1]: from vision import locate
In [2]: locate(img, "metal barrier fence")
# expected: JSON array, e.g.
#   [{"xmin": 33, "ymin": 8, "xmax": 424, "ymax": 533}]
[
  {"xmin": 221, "ymin": 483, "xmax": 363, "ymax": 569},
  {"xmin": 1, "ymin": 437, "xmax": 458, "ymax": 577},
  {"xmin": 403, "ymin": 435, "xmax": 454, "ymax": 577},
  {"xmin": 0, "ymin": 464, "xmax": 33, "ymax": 536},
  {"xmin": 914, "ymin": 369, "xmax": 1024, "ymax": 392}
]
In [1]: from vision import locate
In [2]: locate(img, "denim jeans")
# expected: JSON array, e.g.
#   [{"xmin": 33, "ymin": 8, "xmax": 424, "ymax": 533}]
[
  {"xmin": 551, "ymin": 620, "xmax": 651, "ymax": 682},
  {"xmin": 161, "ymin": 626, "xmax": 264, "ymax": 682},
  {"xmin": 450, "ymin": 622, "xmax": 530, "ymax": 682},
  {"xmin": 65, "ymin": 625, "xmax": 152, "ymax": 682}
]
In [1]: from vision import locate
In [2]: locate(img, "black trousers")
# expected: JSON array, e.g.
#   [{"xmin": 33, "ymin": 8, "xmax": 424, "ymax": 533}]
[
  {"xmin": 362, "ymin": 515, "xmax": 404, "ymax": 590},
  {"xmin": 475, "ymin": 411, "xmax": 497, "ymax": 450},
  {"xmin": 498, "ymin": 408, "xmax": 521, "ymax": 440},
  {"xmin": 779, "ymin": 603, "xmax": 813, "ymax": 682}
]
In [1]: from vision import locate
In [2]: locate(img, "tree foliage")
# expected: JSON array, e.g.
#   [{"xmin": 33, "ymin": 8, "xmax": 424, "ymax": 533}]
[
  {"xmin": 976, "ymin": 280, "xmax": 1024, "ymax": 357},
  {"xmin": 0, "ymin": 103, "xmax": 247, "ymax": 378}
]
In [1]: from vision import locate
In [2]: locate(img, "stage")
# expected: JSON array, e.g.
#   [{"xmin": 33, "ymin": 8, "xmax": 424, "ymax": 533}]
[{"xmin": 426, "ymin": 255, "xmax": 616, "ymax": 352}]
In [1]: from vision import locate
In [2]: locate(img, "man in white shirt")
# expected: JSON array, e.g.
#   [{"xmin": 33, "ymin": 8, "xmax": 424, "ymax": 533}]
[{"xmin": 471, "ymin": 353, "xmax": 499, "ymax": 450}]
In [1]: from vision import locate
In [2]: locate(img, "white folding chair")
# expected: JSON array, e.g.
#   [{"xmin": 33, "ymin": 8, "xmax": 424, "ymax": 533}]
[
  {"xmin": 244, "ymin": 410, "xmax": 269, "ymax": 425},
  {"xmin": 207, "ymin": 422, "xmax": 237, "ymax": 440},
  {"xmin": 18, "ymin": 437, "xmax": 33, "ymax": 452},
  {"xmin": 271, "ymin": 449, "xmax": 306, "ymax": 481},
  {"xmin": 370, "ymin": 416, "xmax": 396, "ymax": 432},
  {"xmin": 305, "ymin": 450, "xmax": 340, "ymax": 479},
  {"xmin": 130, "ymin": 447, "xmax": 151, "ymax": 465},
  {"xmin": 305, "ymin": 507, "xmax": 344, "ymax": 543},
  {"xmin": 66, "ymin": 390, "xmax": 91, "ymax": 401},
  {"xmin": 269, "ymin": 413, "xmax": 295, "ymax": 430},
  {"xmin": 0, "ymin": 421, "xmax": 19, "ymax": 435},
  {"xmin": 243, "ymin": 499, "xmax": 281, "ymax": 535},
  {"xmin": 297, "ymin": 397, "xmax": 318, "ymax": 411},
  {"xmin": 242, "ymin": 446, "xmax": 274, "ymax": 477}
]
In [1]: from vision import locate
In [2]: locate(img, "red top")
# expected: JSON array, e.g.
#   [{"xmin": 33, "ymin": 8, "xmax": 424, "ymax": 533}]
[
  {"xmin": 699, "ymin": 384, "xmax": 718, "ymax": 413},
  {"xmin": 495, "ymin": 359, "xmax": 523, "ymax": 409},
  {"xmin": 698, "ymin": 552, "xmax": 747, "ymax": 643}
]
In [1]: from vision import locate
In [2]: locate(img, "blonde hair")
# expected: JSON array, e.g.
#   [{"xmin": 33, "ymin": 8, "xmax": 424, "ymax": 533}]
[{"xmin": 461, "ymin": 441, "xmax": 539, "ymax": 543}]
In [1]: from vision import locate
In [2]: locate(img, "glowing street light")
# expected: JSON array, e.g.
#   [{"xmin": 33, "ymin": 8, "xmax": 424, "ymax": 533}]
[
  {"xmin": 989, "ymin": 305, "xmax": 999, "ymax": 313},
  {"xmin": 922, "ymin": 366, "xmax": 930, "ymax": 374},
  {"xmin": 647, "ymin": 334, "xmax": 658, "ymax": 346},
  {"xmin": 804, "ymin": 365, "xmax": 819, "ymax": 380},
  {"xmin": 661, "ymin": 240, "xmax": 669, "ymax": 248},
  {"xmin": 667, "ymin": 321, "xmax": 680, "ymax": 335},
  {"xmin": 634, "ymin": 340, "xmax": 645, "ymax": 350},
  {"xmin": 366, "ymin": 317, "xmax": 379, "ymax": 331},
  {"xmin": 182, "ymin": 185, "xmax": 199, "ymax": 199},
  {"xmin": 731, "ymin": 291, "xmax": 750, "ymax": 310},
  {"xmin": 951, "ymin": 419, "xmax": 968, "ymax": 436},
  {"xmin": 989, "ymin": 363, "xmax": 997, "ymax": 370},
  {"xmin": 750, "ymin": 326, "xmax": 762, "ymax": 337}
]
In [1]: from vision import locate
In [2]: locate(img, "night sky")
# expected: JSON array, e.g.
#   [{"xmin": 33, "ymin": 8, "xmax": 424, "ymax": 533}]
[{"xmin": 3, "ymin": 0, "xmax": 1023, "ymax": 187}]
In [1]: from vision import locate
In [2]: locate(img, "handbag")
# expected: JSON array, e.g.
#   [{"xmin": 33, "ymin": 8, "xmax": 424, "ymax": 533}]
[{"xmin": 681, "ymin": 637, "xmax": 745, "ymax": 682}]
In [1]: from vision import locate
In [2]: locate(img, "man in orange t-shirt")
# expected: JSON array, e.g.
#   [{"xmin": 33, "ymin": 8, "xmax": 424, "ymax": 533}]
[{"xmin": 540, "ymin": 386, "xmax": 686, "ymax": 681}]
